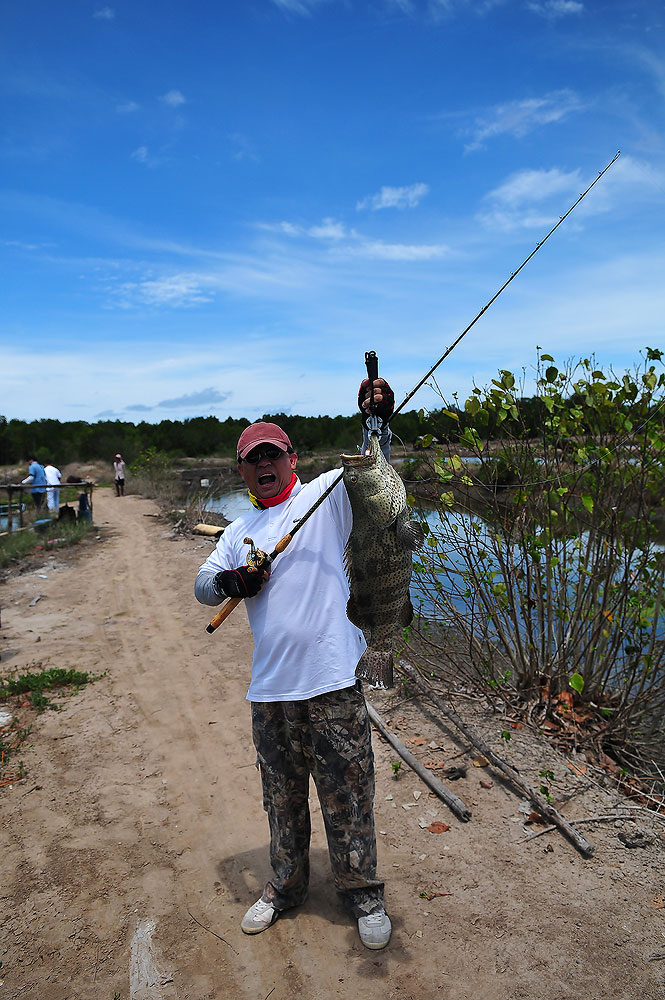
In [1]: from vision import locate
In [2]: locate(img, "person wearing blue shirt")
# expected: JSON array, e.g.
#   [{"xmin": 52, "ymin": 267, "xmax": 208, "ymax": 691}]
[{"xmin": 22, "ymin": 458, "xmax": 47, "ymax": 511}]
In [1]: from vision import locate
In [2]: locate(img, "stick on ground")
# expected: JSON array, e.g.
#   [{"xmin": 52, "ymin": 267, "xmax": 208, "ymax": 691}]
[
  {"xmin": 398, "ymin": 660, "xmax": 595, "ymax": 856},
  {"xmin": 366, "ymin": 701, "xmax": 471, "ymax": 822}
]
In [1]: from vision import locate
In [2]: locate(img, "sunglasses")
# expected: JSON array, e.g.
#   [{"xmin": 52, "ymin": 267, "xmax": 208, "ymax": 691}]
[{"xmin": 241, "ymin": 445, "xmax": 287, "ymax": 465}]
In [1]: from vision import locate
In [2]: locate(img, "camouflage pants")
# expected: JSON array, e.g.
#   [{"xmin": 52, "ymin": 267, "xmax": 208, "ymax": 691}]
[{"xmin": 251, "ymin": 682, "xmax": 384, "ymax": 918}]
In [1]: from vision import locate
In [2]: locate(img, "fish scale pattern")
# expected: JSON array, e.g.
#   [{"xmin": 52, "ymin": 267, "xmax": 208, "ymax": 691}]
[{"xmin": 342, "ymin": 434, "xmax": 424, "ymax": 687}]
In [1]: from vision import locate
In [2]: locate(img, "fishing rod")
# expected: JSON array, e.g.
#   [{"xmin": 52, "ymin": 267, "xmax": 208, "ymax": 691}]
[
  {"xmin": 205, "ymin": 471, "xmax": 345, "ymax": 633},
  {"xmin": 206, "ymin": 152, "xmax": 620, "ymax": 633},
  {"xmin": 389, "ymin": 149, "xmax": 621, "ymax": 423},
  {"xmin": 205, "ymin": 352, "xmax": 377, "ymax": 635}
]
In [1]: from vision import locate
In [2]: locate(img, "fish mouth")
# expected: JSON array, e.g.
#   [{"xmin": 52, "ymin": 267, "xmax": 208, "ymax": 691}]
[
  {"xmin": 341, "ymin": 451, "xmax": 371, "ymax": 466},
  {"xmin": 342, "ymin": 436, "xmax": 379, "ymax": 465}
]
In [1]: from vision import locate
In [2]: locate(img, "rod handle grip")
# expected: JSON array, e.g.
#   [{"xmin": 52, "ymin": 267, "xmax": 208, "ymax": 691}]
[
  {"xmin": 272, "ymin": 533, "xmax": 292, "ymax": 557},
  {"xmin": 206, "ymin": 597, "xmax": 242, "ymax": 633},
  {"xmin": 365, "ymin": 350, "xmax": 379, "ymax": 385}
]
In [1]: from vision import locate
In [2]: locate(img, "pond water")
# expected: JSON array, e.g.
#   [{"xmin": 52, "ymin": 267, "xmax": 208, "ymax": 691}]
[
  {"xmin": 0, "ymin": 517, "xmax": 22, "ymax": 532},
  {"xmin": 205, "ymin": 486, "xmax": 665, "ymax": 652},
  {"xmin": 205, "ymin": 488, "xmax": 254, "ymax": 522},
  {"xmin": 203, "ymin": 487, "xmax": 466, "ymax": 615},
  {"xmin": 0, "ymin": 505, "xmax": 25, "ymax": 533}
]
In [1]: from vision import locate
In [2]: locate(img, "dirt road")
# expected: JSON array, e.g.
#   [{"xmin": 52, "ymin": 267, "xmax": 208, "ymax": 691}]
[{"xmin": 1, "ymin": 488, "xmax": 663, "ymax": 999}]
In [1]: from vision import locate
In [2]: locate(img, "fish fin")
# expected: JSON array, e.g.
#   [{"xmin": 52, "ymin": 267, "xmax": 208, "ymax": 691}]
[
  {"xmin": 343, "ymin": 540, "xmax": 352, "ymax": 582},
  {"xmin": 397, "ymin": 515, "xmax": 426, "ymax": 551},
  {"xmin": 346, "ymin": 594, "xmax": 363, "ymax": 629},
  {"xmin": 398, "ymin": 596, "xmax": 414, "ymax": 627},
  {"xmin": 355, "ymin": 649, "xmax": 394, "ymax": 688}
]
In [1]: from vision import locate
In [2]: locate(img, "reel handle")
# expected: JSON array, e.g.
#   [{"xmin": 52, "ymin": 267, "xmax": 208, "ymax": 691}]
[
  {"xmin": 365, "ymin": 350, "xmax": 379, "ymax": 388},
  {"xmin": 364, "ymin": 350, "xmax": 381, "ymax": 434}
]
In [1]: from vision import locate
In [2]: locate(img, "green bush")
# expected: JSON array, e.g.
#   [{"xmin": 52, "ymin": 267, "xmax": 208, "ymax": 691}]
[{"xmin": 410, "ymin": 349, "xmax": 665, "ymax": 764}]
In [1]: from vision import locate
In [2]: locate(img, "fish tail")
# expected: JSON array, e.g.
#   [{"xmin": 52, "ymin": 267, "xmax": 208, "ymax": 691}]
[{"xmin": 355, "ymin": 649, "xmax": 394, "ymax": 689}]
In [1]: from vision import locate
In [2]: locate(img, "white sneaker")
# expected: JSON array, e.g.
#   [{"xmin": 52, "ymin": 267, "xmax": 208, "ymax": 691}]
[
  {"xmin": 358, "ymin": 908, "xmax": 392, "ymax": 950},
  {"xmin": 241, "ymin": 898, "xmax": 279, "ymax": 935}
]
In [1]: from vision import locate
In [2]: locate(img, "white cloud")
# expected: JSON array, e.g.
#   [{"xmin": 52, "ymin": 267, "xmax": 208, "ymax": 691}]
[
  {"xmin": 426, "ymin": 0, "xmax": 506, "ymax": 17},
  {"xmin": 130, "ymin": 146, "xmax": 163, "ymax": 168},
  {"xmin": 475, "ymin": 155, "xmax": 664, "ymax": 233},
  {"xmin": 93, "ymin": 7, "xmax": 115, "ymax": 19},
  {"xmin": 337, "ymin": 240, "xmax": 448, "ymax": 261},
  {"xmin": 117, "ymin": 274, "xmax": 214, "ymax": 308},
  {"xmin": 271, "ymin": 221, "xmax": 303, "ymax": 237},
  {"xmin": 161, "ymin": 90, "xmax": 186, "ymax": 107},
  {"xmin": 356, "ymin": 182, "xmax": 429, "ymax": 211},
  {"xmin": 228, "ymin": 132, "xmax": 259, "ymax": 162},
  {"xmin": 308, "ymin": 218, "xmax": 347, "ymax": 240},
  {"xmin": 117, "ymin": 101, "xmax": 140, "ymax": 114},
  {"xmin": 271, "ymin": 0, "xmax": 327, "ymax": 14},
  {"xmin": 2, "ymin": 239, "xmax": 55, "ymax": 251},
  {"xmin": 487, "ymin": 166, "xmax": 582, "ymax": 207},
  {"xmin": 478, "ymin": 166, "xmax": 582, "ymax": 231},
  {"xmin": 573, "ymin": 154, "xmax": 665, "ymax": 219},
  {"xmin": 629, "ymin": 46, "xmax": 665, "ymax": 101},
  {"xmin": 131, "ymin": 145, "xmax": 149, "ymax": 163},
  {"xmin": 255, "ymin": 217, "xmax": 445, "ymax": 260},
  {"xmin": 257, "ymin": 218, "xmax": 349, "ymax": 240},
  {"xmin": 527, "ymin": 0, "xmax": 584, "ymax": 18},
  {"xmin": 465, "ymin": 90, "xmax": 584, "ymax": 151}
]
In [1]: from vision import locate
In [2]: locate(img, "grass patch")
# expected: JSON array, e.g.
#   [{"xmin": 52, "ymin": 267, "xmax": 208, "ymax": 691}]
[
  {"xmin": 0, "ymin": 667, "xmax": 99, "ymax": 712},
  {"xmin": 0, "ymin": 519, "xmax": 93, "ymax": 570},
  {"xmin": 0, "ymin": 666, "xmax": 102, "ymax": 786},
  {"xmin": 0, "ymin": 720, "xmax": 30, "ymax": 787}
]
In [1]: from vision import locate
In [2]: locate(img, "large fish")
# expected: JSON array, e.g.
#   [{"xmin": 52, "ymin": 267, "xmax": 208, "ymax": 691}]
[{"xmin": 342, "ymin": 433, "xmax": 425, "ymax": 687}]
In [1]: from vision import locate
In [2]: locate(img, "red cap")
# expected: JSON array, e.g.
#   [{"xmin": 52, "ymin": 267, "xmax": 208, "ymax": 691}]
[{"xmin": 237, "ymin": 422, "xmax": 292, "ymax": 460}]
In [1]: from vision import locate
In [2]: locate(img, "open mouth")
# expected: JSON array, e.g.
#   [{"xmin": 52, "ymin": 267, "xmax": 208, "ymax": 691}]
[
  {"xmin": 341, "ymin": 451, "xmax": 372, "ymax": 465},
  {"xmin": 258, "ymin": 473, "xmax": 276, "ymax": 486}
]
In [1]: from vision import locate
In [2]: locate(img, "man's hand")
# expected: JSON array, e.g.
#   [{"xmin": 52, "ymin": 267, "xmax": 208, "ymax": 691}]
[
  {"xmin": 213, "ymin": 566, "xmax": 268, "ymax": 599},
  {"xmin": 358, "ymin": 377, "xmax": 395, "ymax": 426}
]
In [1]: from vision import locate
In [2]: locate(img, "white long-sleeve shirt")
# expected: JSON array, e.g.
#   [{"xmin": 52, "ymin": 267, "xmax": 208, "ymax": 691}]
[
  {"xmin": 195, "ymin": 470, "xmax": 365, "ymax": 703},
  {"xmin": 44, "ymin": 464, "xmax": 61, "ymax": 486}
]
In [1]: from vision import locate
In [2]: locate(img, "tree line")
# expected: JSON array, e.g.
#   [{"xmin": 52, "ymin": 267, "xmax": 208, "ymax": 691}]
[
  {"xmin": 9, "ymin": 372, "xmax": 655, "ymax": 471},
  {"xmin": 0, "ymin": 410, "xmax": 427, "ymax": 467},
  {"xmin": 0, "ymin": 392, "xmax": 624, "ymax": 470}
]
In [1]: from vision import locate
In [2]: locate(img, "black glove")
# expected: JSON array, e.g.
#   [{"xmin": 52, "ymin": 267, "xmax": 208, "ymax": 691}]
[
  {"xmin": 213, "ymin": 566, "xmax": 264, "ymax": 599},
  {"xmin": 358, "ymin": 378, "xmax": 395, "ymax": 427}
]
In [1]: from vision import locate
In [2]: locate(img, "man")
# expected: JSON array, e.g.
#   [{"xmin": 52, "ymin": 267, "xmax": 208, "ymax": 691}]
[
  {"xmin": 113, "ymin": 454, "xmax": 126, "ymax": 497},
  {"xmin": 194, "ymin": 378, "xmax": 395, "ymax": 950},
  {"xmin": 44, "ymin": 461, "xmax": 62, "ymax": 514},
  {"xmin": 22, "ymin": 457, "xmax": 47, "ymax": 511}
]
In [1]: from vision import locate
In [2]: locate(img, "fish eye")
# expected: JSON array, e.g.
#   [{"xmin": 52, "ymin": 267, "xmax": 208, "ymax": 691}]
[{"xmin": 349, "ymin": 474, "xmax": 357, "ymax": 483}]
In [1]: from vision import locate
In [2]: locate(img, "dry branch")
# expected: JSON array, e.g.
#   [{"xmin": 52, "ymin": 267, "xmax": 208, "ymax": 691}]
[
  {"xmin": 366, "ymin": 701, "xmax": 471, "ymax": 822},
  {"xmin": 398, "ymin": 659, "xmax": 595, "ymax": 856}
]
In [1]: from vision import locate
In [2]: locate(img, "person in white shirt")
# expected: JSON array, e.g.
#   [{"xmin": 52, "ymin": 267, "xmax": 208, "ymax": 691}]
[
  {"xmin": 113, "ymin": 454, "xmax": 126, "ymax": 496},
  {"xmin": 43, "ymin": 462, "xmax": 62, "ymax": 513},
  {"xmin": 195, "ymin": 379, "xmax": 395, "ymax": 950}
]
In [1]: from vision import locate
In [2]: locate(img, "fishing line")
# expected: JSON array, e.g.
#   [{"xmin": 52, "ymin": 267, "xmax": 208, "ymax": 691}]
[{"xmin": 388, "ymin": 150, "xmax": 622, "ymax": 424}]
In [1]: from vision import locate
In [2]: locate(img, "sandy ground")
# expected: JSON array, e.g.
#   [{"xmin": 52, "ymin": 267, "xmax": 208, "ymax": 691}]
[{"xmin": 1, "ymin": 487, "xmax": 664, "ymax": 1000}]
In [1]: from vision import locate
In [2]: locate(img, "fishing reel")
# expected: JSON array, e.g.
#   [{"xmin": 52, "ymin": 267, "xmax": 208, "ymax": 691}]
[{"xmin": 243, "ymin": 536, "xmax": 271, "ymax": 572}]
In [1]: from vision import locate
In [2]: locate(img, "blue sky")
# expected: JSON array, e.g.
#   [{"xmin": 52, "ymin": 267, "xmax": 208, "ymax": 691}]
[{"xmin": 2, "ymin": 0, "xmax": 664, "ymax": 426}]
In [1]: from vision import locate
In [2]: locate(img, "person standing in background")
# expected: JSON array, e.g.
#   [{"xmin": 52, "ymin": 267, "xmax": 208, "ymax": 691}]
[
  {"xmin": 113, "ymin": 454, "xmax": 126, "ymax": 497},
  {"xmin": 44, "ymin": 460, "xmax": 62, "ymax": 514},
  {"xmin": 22, "ymin": 457, "xmax": 47, "ymax": 511}
]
